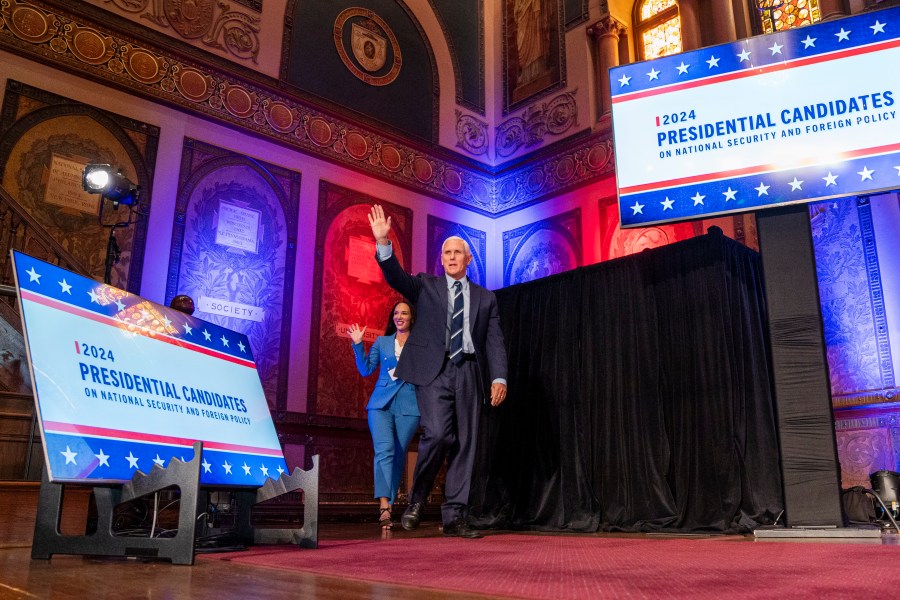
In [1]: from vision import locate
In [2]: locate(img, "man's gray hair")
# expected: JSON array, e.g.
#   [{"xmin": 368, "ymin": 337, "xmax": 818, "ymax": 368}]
[{"xmin": 442, "ymin": 235, "xmax": 471, "ymax": 257}]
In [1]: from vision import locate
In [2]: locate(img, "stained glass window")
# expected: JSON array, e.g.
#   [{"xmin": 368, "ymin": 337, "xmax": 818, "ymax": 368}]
[
  {"xmin": 636, "ymin": 0, "xmax": 681, "ymax": 60},
  {"xmin": 641, "ymin": 0, "xmax": 677, "ymax": 20},
  {"xmin": 757, "ymin": 0, "xmax": 822, "ymax": 34},
  {"xmin": 642, "ymin": 16, "xmax": 683, "ymax": 60}
]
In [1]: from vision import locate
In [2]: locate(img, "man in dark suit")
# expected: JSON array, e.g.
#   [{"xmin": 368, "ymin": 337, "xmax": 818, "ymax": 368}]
[{"xmin": 368, "ymin": 204, "xmax": 508, "ymax": 538}]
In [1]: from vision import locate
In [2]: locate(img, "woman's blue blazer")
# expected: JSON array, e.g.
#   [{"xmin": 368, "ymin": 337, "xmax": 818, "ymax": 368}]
[{"xmin": 352, "ymin": 334, "xmax": 419, "ymax": 416}]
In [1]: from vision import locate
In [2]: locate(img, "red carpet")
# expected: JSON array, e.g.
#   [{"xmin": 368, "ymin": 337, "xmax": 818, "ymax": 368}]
[{"xmin": 200, "ymin": 533, "xmax": 900, "ymax": 598}]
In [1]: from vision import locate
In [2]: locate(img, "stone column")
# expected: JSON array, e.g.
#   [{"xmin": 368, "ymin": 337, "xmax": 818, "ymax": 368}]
[
  {"xmin": 679, "ymin": 0, "xmax": 702, "ymax": 51},
  {"xmin": 709, "ymin": 0, "xmax": 737, "ymax": 45},
  {"xmin": 587, "ymin": 16, "xmax": 627, "ymax": 119},
  {"xmin": 817, "ymin": 0, "xmax": 848, "ymax": 22}
]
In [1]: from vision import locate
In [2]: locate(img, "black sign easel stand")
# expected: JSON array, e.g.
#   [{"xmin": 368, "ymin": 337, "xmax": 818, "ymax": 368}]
[
  {"xmin": 31, "ymin": 442, "xmax": 205, "ymax": 565},
  {"xmin": 30, "ymin": 443, "xmax": 321, "ymax": 563},
  {"xmin": 233, "ymin": 455, "xmax": 320, "ymax": 549}
]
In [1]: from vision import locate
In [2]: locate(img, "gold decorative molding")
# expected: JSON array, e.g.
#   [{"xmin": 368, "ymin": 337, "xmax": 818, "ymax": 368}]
[
  {"xmin": 454, "ymin": 109, "xmax": 489, "ymax": 156},
  {"xmin": 833, "ymin": 388, "xmax": 899, "ymax": 410},
  {"xmin": 493, "ymin": 136, "xmax": 615, "ymax": 215},
  {"xmin": 495, "ymin": 90, "xmax": 578, "ymax": 158}
]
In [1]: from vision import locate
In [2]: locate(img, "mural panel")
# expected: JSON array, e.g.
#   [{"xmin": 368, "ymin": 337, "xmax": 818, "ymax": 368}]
[
  {"xmin": 309, "ymin": 181, "xmax": 413, "ymax": 417},
  {"xmin": 502, "ymin": 209, "xmax": 581, "ymax": 286},
  {"xmin": 166, "ymin": 139, "xmax": 299, "ymax": 412},
  {"xmin": 598, "ymin": 196, "xmax": 697, "ymax": 262},
  {"xmin": 810, "ymin": 198, "xmax": 882, "ymax": 396},
  {"xmin": 503, "ymin": 0, "xmax": 565, "ymax": 112}
]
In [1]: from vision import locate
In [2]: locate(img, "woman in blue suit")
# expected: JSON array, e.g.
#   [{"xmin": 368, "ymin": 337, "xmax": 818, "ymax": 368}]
[{"xmin": 349, "ymin": 300, "xmax": 420, "ymax": 529}]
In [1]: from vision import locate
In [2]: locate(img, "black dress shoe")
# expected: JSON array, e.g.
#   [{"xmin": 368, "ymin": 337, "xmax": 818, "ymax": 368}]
[
  {"xmin": 442, "ymin": 518, "xmax": 482, "ymax": 539},
  {"xmin": 401, "ymin": 502, "xmax": 423, "ymax": 531}
]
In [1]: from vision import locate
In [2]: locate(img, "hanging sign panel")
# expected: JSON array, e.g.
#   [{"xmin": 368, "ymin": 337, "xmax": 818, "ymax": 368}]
[
  {"xmin": 609, "ymin": 7, "xmax": 900, "ymax": 228},
  {"xmin": 11, "ymin": 251, "xmax": 288, "ymax": 485}
]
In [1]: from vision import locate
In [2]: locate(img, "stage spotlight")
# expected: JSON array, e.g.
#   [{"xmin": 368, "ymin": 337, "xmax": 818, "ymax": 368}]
[
  {"xmin": 81, "ymin": 164, "xmax": 139, "ymax": 206},
  {"xmin": 81, "ymin": 163, "xmax": 143, "ymax": 284},
  {"xmin": 870, "ymin": 470, "xmax": 900, "ymax": 520}
]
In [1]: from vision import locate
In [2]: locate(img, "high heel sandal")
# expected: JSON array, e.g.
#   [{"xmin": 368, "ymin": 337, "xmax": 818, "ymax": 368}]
[{"xmin": 379, "ymin": 507, "xmax": 393, "ymax": 530}]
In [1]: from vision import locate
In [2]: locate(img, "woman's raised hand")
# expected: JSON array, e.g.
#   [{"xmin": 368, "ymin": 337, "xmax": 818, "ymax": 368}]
[{"xmin": 349, "ymin": 323, "xmax": 366, "ymax": 345}]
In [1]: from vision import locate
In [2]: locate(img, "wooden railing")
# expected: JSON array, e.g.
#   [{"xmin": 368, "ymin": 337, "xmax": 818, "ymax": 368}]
[
  {"xmin": 0, "ymin": 183, "xmax": 88, "ymax": 290},
  {"xmin": 0, "ymin": 183, "xmax": 91, "ymax": 480},
  {"xmin": 0, "ymin": 390, "xmax": 40, "ymax": 480}
]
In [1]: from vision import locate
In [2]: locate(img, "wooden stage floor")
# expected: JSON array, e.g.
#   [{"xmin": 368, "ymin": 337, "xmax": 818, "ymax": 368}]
[
  {"xmin": 2, "ymin": 521, "xmax": 899, "ymax": 600},
  {"xmin": 3, "ymin": 521, "xmax": 487, "ymax": 600}
]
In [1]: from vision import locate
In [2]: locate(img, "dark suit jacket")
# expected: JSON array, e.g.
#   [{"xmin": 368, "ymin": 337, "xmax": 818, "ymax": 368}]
[
  {"xmin": 352, "ymin": 334, "xmax": 419, "ymax": 416},
  {"xmin": 377, "ymin": 252, "xmax": 507, "ymax": 393}
]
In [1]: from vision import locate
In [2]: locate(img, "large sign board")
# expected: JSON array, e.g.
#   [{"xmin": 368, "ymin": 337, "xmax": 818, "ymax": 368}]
[
  {"xmin": 11, "ymin": 251, "xmax": 288, "ymax": 485},
  {"xmin": 609, "ymin": 8, "xmax": 900, "ymax": 228}
]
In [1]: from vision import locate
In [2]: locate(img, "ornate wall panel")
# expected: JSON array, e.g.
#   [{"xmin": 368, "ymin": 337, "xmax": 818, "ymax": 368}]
[
  {"xmin": 502, "ymin": 208, "xmax": 581, "ymax": 286},
  {"xmin": 495, "ymin": 90, "xmax": 578, "ymax": 159},
  {"xmin": 308, "ymin": 181, "xmax": 413, "ymax": 417},
  {"xmin": 731, "ymin": 214, "xmax": 759, "ymax": 252},
  {"xmin": 810, "ymin": 198, "xmax": 883, "ymax": 398},
  {"xmin": 0, "ymin": 316, "xmax": 29, "ymax": 393},
  {"xmin": 856, "ymin": 197, "xmax": 895, "ymax": 390},
  {"xmin": 494, "ymin": 137, "xmax": 615, "ymax": 215},
  {"xmin": 426, "ymin": 215, "xmax": 486, "ymax": 286},
  {"xmin": 813, "ymin": 196, "xmax": 899, "ymax": 489},
  {"xmin": 835, "ymin": 411, "xmax": 900, "ymax": 488},
  {"xmin": 277, "ymin": 412, "xmax": 422, "ymax": 506},
  {"xmin": 166, "ymin": 139, "xmax": 299, "ymax": 412},
  {"xmin": 598, "ymin": 195, "xmax": 697, "ymax": 262},
  {"xmin": 308, "ymin": 432, "xmax": 381, "ymax": 504},
  {"xmin": 455, "ymin": 110, "xmax": 489, "ymax": 157},
  {"xmin": 0, "ymin": 80, "xmax": 156, "ymax": 293}
]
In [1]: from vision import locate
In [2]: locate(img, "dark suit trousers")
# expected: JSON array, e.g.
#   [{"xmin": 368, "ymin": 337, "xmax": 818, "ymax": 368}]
[{"xmin": 410, "ymin": 356, "xmax": 480, "ymax": 526}]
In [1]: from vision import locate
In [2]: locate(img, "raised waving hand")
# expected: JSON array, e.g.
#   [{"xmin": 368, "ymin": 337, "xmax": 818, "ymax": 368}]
[{"xmin": 368, "ymin": 204, "xmax": 391, "ymax": 245}]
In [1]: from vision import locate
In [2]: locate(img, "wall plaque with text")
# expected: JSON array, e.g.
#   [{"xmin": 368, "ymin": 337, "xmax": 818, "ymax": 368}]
[
  {"xmin": 43, "ymin": 155, "xmax": 100, "ymax": 215},
  {"xmin": 215, "ymin": 201, "xmax": 260, "ymax": 252}
]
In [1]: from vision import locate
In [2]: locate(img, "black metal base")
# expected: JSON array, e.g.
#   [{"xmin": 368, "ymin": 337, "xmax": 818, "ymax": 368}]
[
  {"xmin": 233, "ymin": 455, "xmax": 320, "ymax": 549},
  {"xmin": 31, "ymin": 441, "xmax": 204, "ymax": 565},
  {"xmin": 30, "ymin": 446, "xmax": 321, "ymax": 563}
]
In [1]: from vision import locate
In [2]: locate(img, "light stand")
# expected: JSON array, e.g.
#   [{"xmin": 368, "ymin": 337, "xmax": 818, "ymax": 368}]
[
  {"xmin": 81, "ymin": 164, "xmax": 143, "ymax": 285},
  {"xmin": 103, "ymin": 218, "xmax": 122, "ymax": 285},
  {"xmin": 97, "ymin": 190, "xmax": 140, "ymax": 285}
]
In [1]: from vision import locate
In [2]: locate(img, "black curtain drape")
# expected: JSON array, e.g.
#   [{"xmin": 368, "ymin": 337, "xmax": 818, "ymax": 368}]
[{"xmin": 469, "ymin": 228, "xmax": 784, "ymax": 533}]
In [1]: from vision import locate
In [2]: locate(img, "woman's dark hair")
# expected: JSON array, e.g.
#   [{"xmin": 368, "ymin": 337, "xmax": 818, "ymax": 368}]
[
  {"xmin": 169, "ymin": 294, "xmax": 195, "ymax": 315},
  {"xmin": 384, "ymin": 300, "xmax": 415, "ymax": 336}
]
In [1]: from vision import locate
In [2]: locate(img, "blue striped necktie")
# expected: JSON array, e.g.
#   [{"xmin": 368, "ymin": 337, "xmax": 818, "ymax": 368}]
[{"xmin": 449, "ymin": 280, "xmax": 464, "ymax": 364}]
